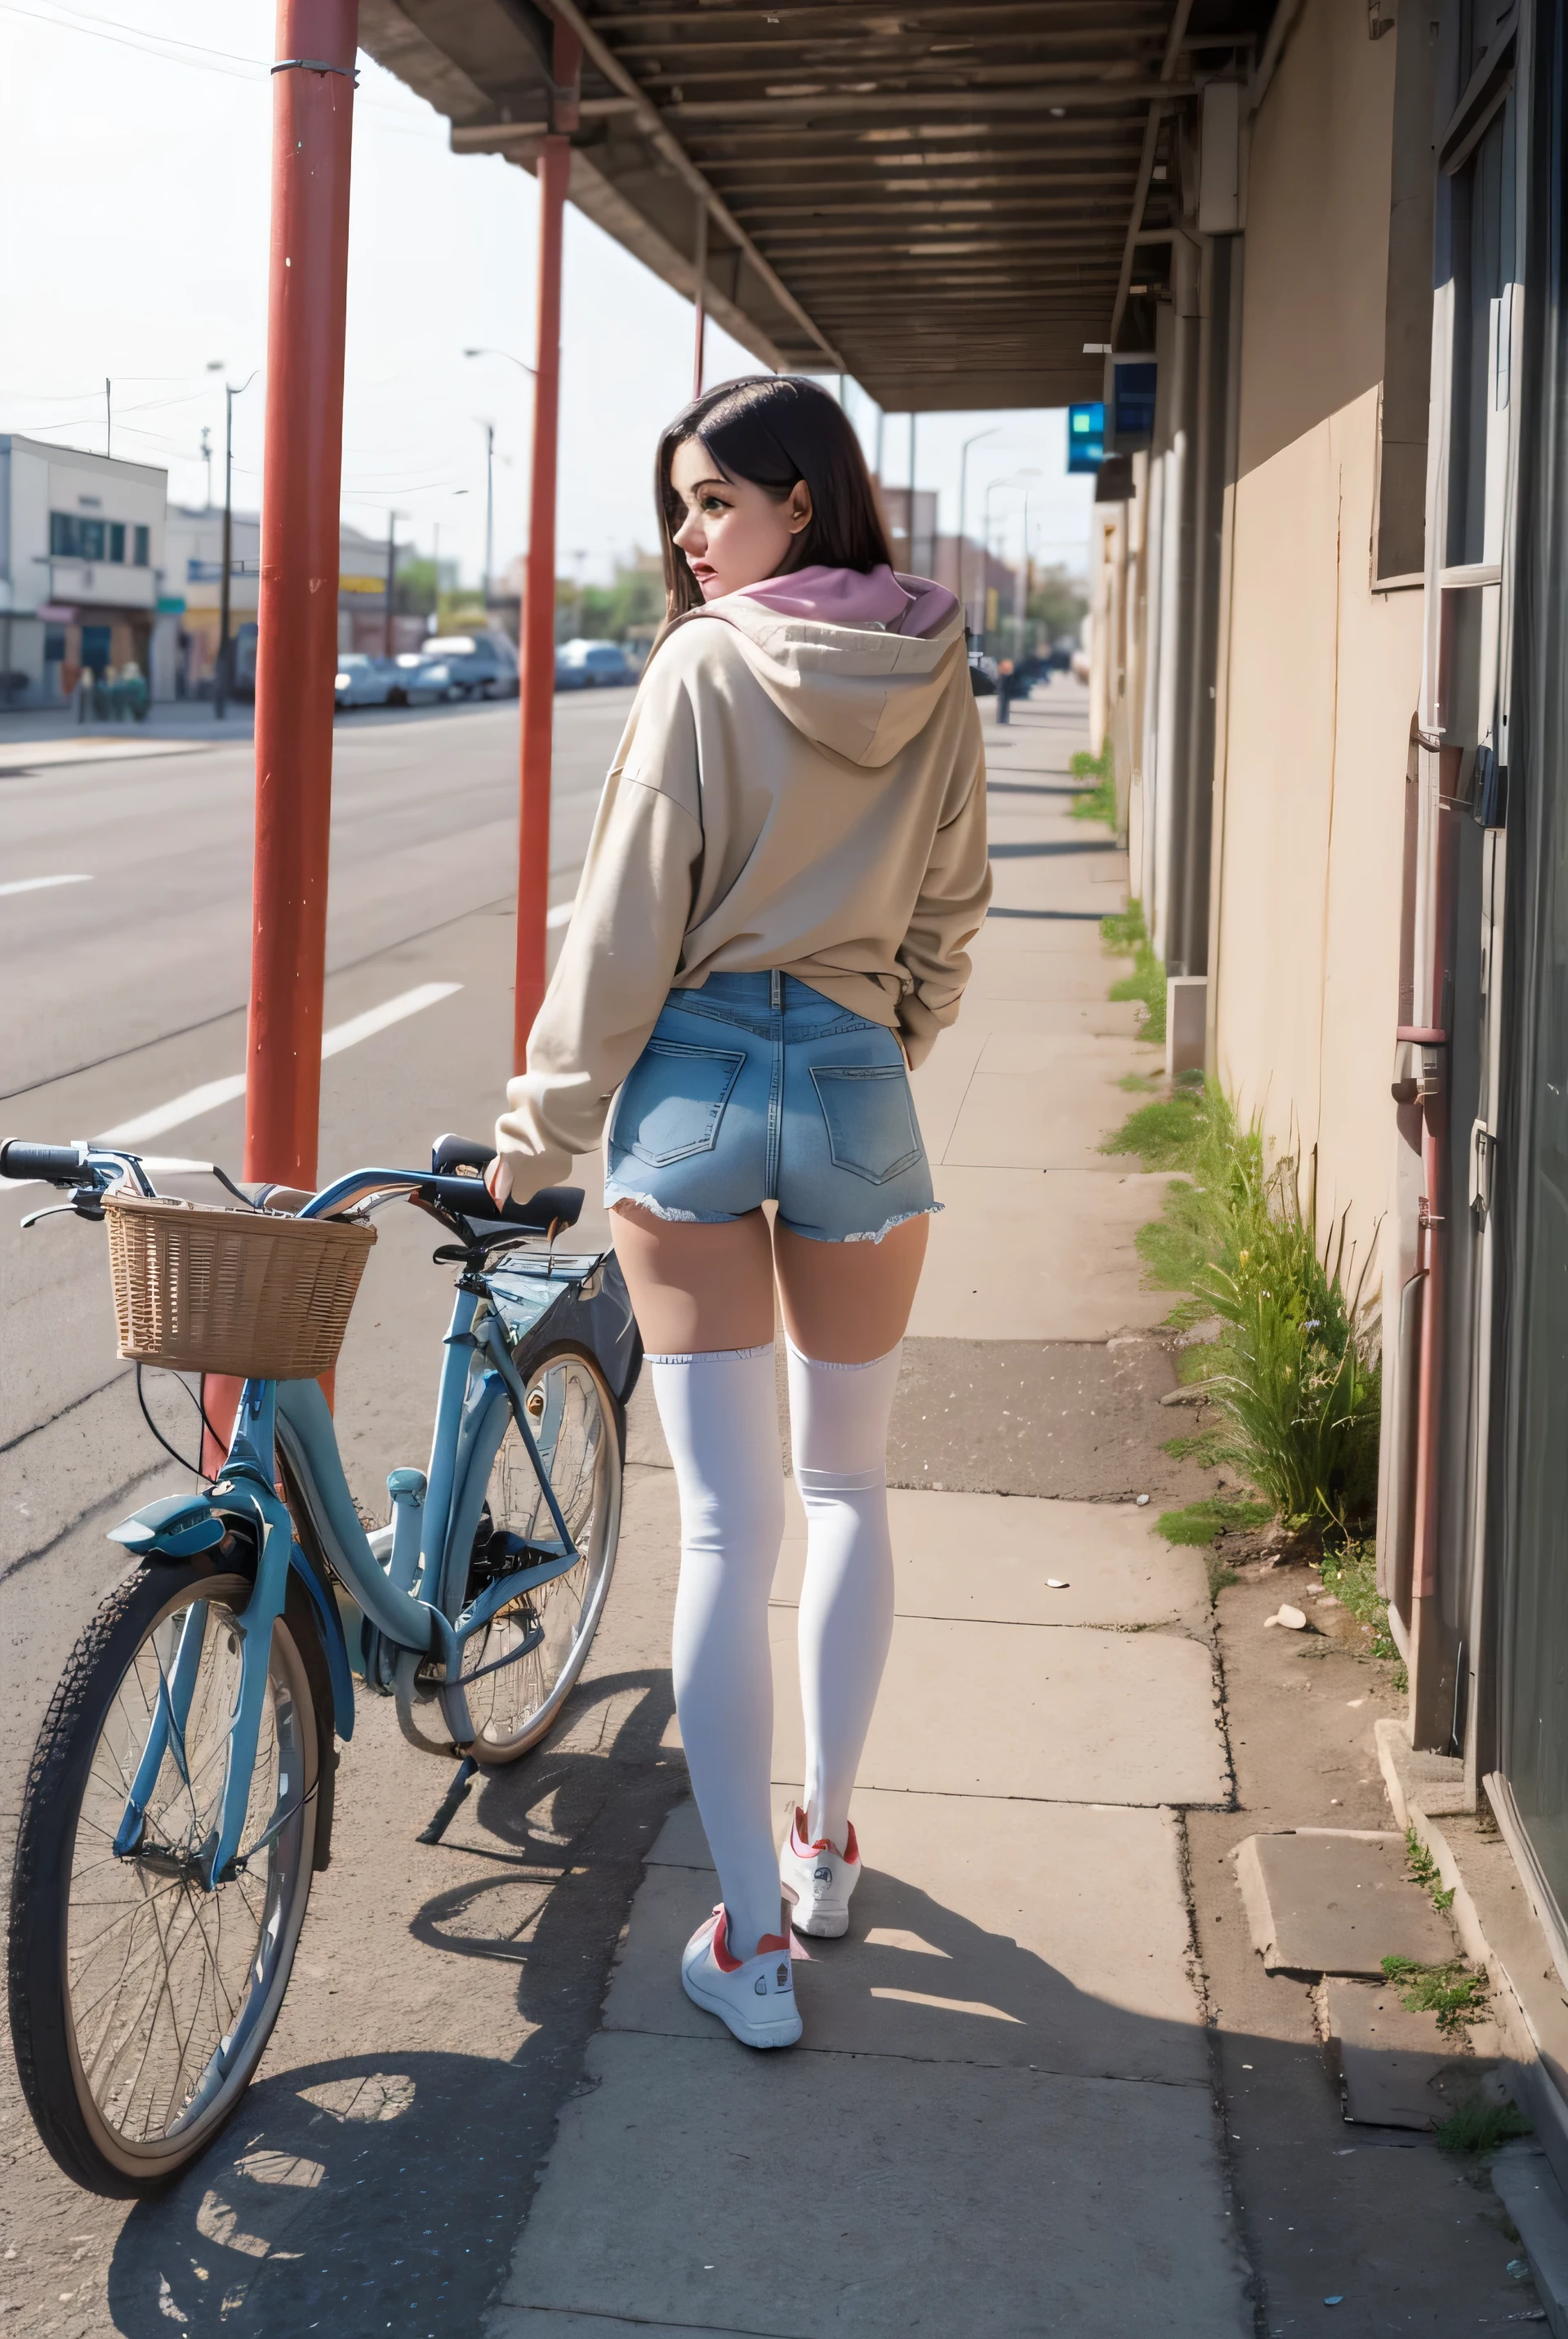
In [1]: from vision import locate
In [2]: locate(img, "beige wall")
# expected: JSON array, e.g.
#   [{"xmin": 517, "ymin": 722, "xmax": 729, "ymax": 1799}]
[{"xmin": 1210, "ymin": 0, "xmax": 1423, "ymax": 1301}]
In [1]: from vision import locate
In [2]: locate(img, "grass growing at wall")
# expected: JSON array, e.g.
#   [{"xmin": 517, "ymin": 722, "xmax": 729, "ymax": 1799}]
[
  {"xmin": 1069, "ymin": 741, "xmax": 1116, "ymax": 828},
  {"xmin": 1107, "ymin": 1080, "xmax": 1382, "ymax": 1537},
  {"xmin": 1101, "ymin": 901, "xmax": 1167, "ymax": 1046}
]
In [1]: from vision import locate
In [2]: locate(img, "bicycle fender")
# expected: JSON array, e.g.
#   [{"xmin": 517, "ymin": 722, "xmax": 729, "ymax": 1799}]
[
  {"xmin": 287, "ymin": 1543, "xmax": 356, "ymax": 1744},
  {"xmin": 109, "ymin": 1490, "xmax": 229, "ymax": 1560}
]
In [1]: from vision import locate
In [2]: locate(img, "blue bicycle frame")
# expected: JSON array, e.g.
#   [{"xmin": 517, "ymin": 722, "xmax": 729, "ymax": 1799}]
[{"xmin": 100, "ymin": 1162, "xmax": 640, "ymax": 1891}]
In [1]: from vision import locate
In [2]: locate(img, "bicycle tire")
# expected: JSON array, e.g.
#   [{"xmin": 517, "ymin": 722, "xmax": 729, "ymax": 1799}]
[
  {"xmin": 404, "ymin": 1341, "xmax": 623, "ymax": 1766},
  {"xmin": 8, "ymin": 1562, "xmax": 322, "ymax": 2197}
]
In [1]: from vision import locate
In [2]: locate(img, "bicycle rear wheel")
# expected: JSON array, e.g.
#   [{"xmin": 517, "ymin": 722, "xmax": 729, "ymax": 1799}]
[
  {"xmin": 8, "ymin": 1563, "xmax": 319, "ymax": 2196},
  {"xmin": 462, "ymin": 1343, "xmax": 622, "ymax": 1762}
]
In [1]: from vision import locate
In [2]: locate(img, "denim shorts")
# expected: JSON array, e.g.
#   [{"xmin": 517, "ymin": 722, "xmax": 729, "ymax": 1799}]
[{"xmin": 604, "ymin": 971, "xmax": 938, "ymax": 1244}]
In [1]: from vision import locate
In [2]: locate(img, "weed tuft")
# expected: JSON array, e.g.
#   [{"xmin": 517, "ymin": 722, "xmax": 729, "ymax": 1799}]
[
  {"xmin": 1101, "ymin": 899, "xmax": 1167, "ymax": 1045},
  {"xmin": 1157, "ymin": 1494, "xmax": 1273, "ymax": 1545},
  {"xmin": 1321, "ymin": 1540, "xmax": 1399, "ymax": 1662},
  {"xmin": 1070, "ymin": 741, "xmax": 1116, "ymax": 829},
  {"xmin": 1107, "ymin": 1080, "xmax": 1382, "ymax": 1539},
  {"xmin": 1434, "ymin": 2098, "xmax": 1530, "ymax": 2155},
  {"xmin": 1380, "ymin": 1954, "xmax": 1488, "ymax": 2038},
  {"xmin": 1405, "ymin": 1826, "xmax": 1456, "ymax": 1913}
]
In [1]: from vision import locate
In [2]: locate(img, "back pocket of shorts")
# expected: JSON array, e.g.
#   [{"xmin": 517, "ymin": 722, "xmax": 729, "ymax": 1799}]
[
  {"xmin": 610, "ymin": 1040, "xmax": 746, "ymax": 1167},
  {"xmin": 810, "ymin": 1064, "xmax": 921, "ymax": 1185}
]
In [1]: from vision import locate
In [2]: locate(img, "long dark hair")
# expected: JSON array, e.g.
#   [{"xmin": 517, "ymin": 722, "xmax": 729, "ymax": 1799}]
[{"xmin": 655, "ymin": 375, "xmax": 893, "ymax": 622}]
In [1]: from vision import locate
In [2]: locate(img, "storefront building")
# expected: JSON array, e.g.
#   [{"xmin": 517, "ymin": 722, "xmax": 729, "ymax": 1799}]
[{"xmin": 0, "ymin": 436, "xmax": 167, "ymax": 707}]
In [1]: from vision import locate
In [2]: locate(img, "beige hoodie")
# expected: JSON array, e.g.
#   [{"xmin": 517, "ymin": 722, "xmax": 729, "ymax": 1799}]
[{"xmin": 494, "ymin": 592, "xmax": 991, "ymax": 1202}]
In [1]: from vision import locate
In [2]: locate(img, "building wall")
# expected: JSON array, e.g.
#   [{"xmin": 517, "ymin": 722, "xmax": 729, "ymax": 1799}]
[{"xmin": 1209, "ymin": 0, "xmax": 1423, "ymax": 1297}]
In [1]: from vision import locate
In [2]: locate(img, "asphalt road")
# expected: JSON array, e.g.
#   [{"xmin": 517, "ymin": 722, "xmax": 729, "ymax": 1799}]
[{"xmin": 0, "ymin": 692, "xmax": 689, "ymax": 2335}]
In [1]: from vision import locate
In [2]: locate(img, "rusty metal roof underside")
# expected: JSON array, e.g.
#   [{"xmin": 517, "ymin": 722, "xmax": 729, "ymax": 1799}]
[{"xmin": 359, "ymin": 1, "xmax": 1274, "ymax": 413}]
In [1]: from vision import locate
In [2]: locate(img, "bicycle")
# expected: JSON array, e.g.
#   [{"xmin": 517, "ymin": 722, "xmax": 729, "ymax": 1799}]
[{"xmin": 1, "ymin": 1132, "xmax": 640, "ymax": 2198}]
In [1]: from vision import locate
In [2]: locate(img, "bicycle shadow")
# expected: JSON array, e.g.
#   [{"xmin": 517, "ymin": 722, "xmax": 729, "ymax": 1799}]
[{"xmin": 104, "ymin": 1664, "xmax": 685, "ymax": 2338}]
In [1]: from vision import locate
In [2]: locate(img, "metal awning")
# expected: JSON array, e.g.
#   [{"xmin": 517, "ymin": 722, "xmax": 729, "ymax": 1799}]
[{"xmin": 359, "ymin": 1, "xmax": 1274, "ymax": 412}]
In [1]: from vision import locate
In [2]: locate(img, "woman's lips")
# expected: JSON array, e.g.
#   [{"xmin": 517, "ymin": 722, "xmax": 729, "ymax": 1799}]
[{"xmin": 690, "ymin": 560, "xmax": 718, "ymax": 591}]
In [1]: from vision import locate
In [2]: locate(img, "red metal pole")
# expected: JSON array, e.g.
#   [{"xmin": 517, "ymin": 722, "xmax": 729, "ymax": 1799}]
[
  {"xmin": 206, "ymin": 0, "xmax": 357, "ymax": 1472},
  {"xmin": 513, "ymin": 18, "xmax": 581, "ymax": 1073},
  {"xmin": 247, "ymin": 0, "xmax": 359, "ymax": 1186}
]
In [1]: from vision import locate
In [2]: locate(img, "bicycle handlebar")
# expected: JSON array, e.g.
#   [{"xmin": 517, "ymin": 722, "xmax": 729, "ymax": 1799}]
[{"xmin": 1, "ymin": 1140, "xmax": 93, "ymax": 1186}]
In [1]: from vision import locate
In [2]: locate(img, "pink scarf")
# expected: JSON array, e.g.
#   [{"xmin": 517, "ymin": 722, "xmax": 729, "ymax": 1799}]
[{"xmin": 730, "ymin": 563, "xmax": 958, "ymax": 639}]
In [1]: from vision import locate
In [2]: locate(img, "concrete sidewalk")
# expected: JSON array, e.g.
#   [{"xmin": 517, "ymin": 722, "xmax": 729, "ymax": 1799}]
[{"xmin": 485, "ymin": 686, "xmax": 1255, "ymax": 2337}]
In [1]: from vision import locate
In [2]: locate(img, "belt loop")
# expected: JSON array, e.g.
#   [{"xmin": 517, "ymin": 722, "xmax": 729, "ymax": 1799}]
[{"xmin": 770, "ymin": 969, "xmax": 782, "ymax": 1012}]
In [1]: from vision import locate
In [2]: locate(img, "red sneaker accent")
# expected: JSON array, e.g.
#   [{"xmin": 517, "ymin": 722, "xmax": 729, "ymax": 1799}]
[
  {"xmin": 756, "ymin": 1932, "xmax": 788, "ymax": 1954},
  {"xmin": 710, "ymin": 1908, "xmax": 742, "ymax": 1973},
  {"xmin": 791, "ymin": 1806, "xmax": 859, "ymax": 1864}
]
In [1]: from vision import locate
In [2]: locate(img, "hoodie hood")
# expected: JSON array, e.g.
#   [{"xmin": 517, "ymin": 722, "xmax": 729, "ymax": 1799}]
[{"xmin": 686, "ymin": 571, "xmax": 967, "ymax": 770}]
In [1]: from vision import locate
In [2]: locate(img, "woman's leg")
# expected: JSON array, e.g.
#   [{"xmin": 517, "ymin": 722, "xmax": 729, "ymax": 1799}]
[
  {"xmin": 611, "ymin": 1205, "xmax": 786, "ymax": 1958},
  {"xmin": 774, "ymin": 1218, "xmax": 926, "ymax": 1854}
]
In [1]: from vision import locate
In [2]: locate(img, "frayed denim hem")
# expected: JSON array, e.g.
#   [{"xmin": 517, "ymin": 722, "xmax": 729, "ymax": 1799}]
[
  {"xmin": 604, "ymin": 1185, "xmax": 734, "ymax": 1227},
  {"xmin": 791, "ymin": 1202, "xmax": 944, "ymax": 1246}
]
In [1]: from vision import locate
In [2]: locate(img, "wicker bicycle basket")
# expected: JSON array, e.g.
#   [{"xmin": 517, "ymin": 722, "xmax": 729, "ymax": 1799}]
[{"xmin": 104, "ymin": 1195, "xmax": 376, "ymax": 1379}]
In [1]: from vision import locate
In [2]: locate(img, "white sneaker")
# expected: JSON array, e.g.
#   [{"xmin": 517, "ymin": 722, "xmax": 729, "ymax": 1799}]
[
  {"xmin": 680, "ymin": 1906, "xmax": 802, "ymax": 2049},
  {"xmin": 780, "ymin": 1807, "xmax": 861, "ymax": 1939}
]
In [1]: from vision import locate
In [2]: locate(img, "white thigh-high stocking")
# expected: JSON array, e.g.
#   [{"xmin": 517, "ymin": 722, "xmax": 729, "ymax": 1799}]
[
  {"xmin": 652, "ymin": 1344, "xmax": 786, "ymax": 1958},
  {"xmin": 787, "ymin": 1338, "xmax": 901, "ymax": 1854}
]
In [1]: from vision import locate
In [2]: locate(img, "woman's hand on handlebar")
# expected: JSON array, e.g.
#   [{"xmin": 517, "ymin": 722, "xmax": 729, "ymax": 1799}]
[{"xmin": 483, "ymin": 1153, "xmax": 510, "ymax": 1208}]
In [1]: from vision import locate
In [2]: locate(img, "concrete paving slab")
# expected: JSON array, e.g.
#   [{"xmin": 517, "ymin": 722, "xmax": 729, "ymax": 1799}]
[
  {"xmin": 942, "ymin": 1033, "xmax": 1150, "ymax": 1170},
  {"xmin": 607, "ymin": 1793, "xmax": 1208, "ymax": 2083},
  {"xmin": 1325, "ymin": 1978, "xmax": 1498, "ymax": 2129},
  {"xmin": 492, "ymin": 2029, "xmax": 1254, "ymax": 2339},
  {"xmin": 886, "ymin": 1332, "xmax": 1205, "ymax": 1500},
  {"xmin": 768, "ymin": 1613, "xmax": 1227, "ymax": 1806},
  {"xmin": 1493, "ymin": 2145, "xmax": 1568, "ymax": 2339},
  {"xmin": 1235, "ymin": 1830, "xmax": 1457, "ymax": 1976},
  {"xmin": 910, "ymin": 1165, "xmax": 1177, "ymax": 1341},
  {"xmin": 772, "ymin": 1488, "xmax": 1209, "ymax": 1628}
]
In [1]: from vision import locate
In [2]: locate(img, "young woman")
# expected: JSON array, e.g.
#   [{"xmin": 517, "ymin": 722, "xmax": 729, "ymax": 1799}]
[{"xmin": 489, "ymin": 375, "xmax": 989, "ymax": 2049}]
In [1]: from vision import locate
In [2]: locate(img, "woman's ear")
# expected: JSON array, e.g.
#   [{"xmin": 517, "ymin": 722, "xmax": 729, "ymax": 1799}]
[{"xmin": 787, "ymin": 479, "xmax": 813, "ymax": 536}]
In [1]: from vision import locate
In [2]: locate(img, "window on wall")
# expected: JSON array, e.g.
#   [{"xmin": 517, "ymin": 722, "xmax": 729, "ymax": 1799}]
[{"xmin": 48, "ymin": 513, "xmax": 137, "ymax": 562}]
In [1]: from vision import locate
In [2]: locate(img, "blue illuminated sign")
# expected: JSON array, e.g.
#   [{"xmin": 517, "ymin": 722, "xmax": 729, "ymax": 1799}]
[{"xmin": 1067, "ymin": 402, "xmax": 1105, "ymax": 474}]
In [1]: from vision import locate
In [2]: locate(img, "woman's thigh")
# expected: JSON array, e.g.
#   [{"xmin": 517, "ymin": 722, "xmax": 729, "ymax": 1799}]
[
  {"xmin": 610, "ymin": 1203, "xmax": 776, "ymax": 1355},
  {"xmin": 773, "ymin": 1214, "xmax": 928, "ymax": 1364}
]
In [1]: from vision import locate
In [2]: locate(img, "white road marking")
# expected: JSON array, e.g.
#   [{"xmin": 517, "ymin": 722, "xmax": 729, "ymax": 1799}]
[
  {"xmin": 96, "ymin": 983, "xmax": 462, "ymax": 1144},
  {"xmin": 0, "ymin": 873, "xmax": 92, "ymax": 898}
]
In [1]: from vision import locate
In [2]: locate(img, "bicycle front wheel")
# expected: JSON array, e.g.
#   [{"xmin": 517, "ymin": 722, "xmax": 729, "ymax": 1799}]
[
  {"xmin": 8, "ymin": 1563, "xmax": 319, "ymax": 2196},
  {"xmin": 461, "ymin": 1343, "xmax": 623, "ymax": 1762}
]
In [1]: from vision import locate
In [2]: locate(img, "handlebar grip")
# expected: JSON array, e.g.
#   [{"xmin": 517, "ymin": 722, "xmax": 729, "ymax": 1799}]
[
  {"xmin": 1, "ymin": 1139, "xmax": 91, "ymax": 1185},
  {"xmin": 415, "ymin": 1174, "xmax": 584, "ymax": 1231}
]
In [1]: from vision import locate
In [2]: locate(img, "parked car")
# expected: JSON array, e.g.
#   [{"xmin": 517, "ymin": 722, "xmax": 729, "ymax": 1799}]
[
  {"xmin": 416, "ymin": 633, "xmax": 519, "ymax": 698},
  {"xmin": 388, "ymin": 651, "xmax": 452, "ymax": 706},
  {"xmin": 555, "ymin": 638, "xmax": 639, "ymax": 691},
  {"xmin": 334, "ymin": 653, "xmax": 396, "ymax": 710}
]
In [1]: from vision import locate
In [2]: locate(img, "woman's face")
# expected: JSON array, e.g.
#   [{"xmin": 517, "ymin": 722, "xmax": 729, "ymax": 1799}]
[{"xmin": 669, "ymin": 435, "xmax": 813, "ymax": 599}]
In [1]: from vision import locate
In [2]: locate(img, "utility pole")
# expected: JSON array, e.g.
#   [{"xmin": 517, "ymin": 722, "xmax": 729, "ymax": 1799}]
[
  {"xmin": 1014, "ymin": 493, "xmax": 1030, "ymax": 658},
  {"xmin": 216, "ymin": 382, "xmax": 235, "ymax": 720},
  {"xmin": 958, "ymin": 426, "xmax": 1001, "ymax": 635},
  {"xmin": 384, "ymin": 510, "xmax": 398, "ymax": 657},
  {"xmin": 482, "ymin": 421, "xmax": 495, "ymax": 610},
  {"xmin": 105, "ymin": 379, "xmax": 112, "ymax": 460},
  {"xmin": 213, "ymin": 374, "xmax": 255, "ymax": 720},
  {"xmin": 201, "ymin": 425, "xmax": 212, "ymax": 508}
]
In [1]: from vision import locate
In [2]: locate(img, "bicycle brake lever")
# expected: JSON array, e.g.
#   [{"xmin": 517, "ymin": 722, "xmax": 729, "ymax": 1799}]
[{"xmin": 19, "ymin": 1201, "xmax": 85, "ymax": 1230}]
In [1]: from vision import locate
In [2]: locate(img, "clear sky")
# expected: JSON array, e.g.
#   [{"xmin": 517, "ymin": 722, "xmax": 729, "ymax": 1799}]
[{"xmin": 0, "ymin": 1, "xmax": 1094, "ymax": 588}]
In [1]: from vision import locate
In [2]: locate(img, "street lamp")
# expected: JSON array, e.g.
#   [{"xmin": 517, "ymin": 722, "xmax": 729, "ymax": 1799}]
[
  {"xmin": 209, "ymin": 363, "xmax": 257, "ymax": 721},
  {"xmin": 466, "ymin": 351, "xmax": 537, "ymax": 613},
  {"xmin": 957, "ymin": 427, "xmax": 1002, "ymax": 635},
  {"xmin": 981, "ymin": 470, "xmax": 1040, "ymax": 650}
]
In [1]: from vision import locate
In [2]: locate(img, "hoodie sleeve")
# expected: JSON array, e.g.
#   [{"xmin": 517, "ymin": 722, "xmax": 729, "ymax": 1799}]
[
  {"xmin": 894, "ymin": 692, "xmax": 992, "ymax": 1068},
  {"xmin": 493, "ymin": 699, "xmax": 705, "ymax": 1204}
]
